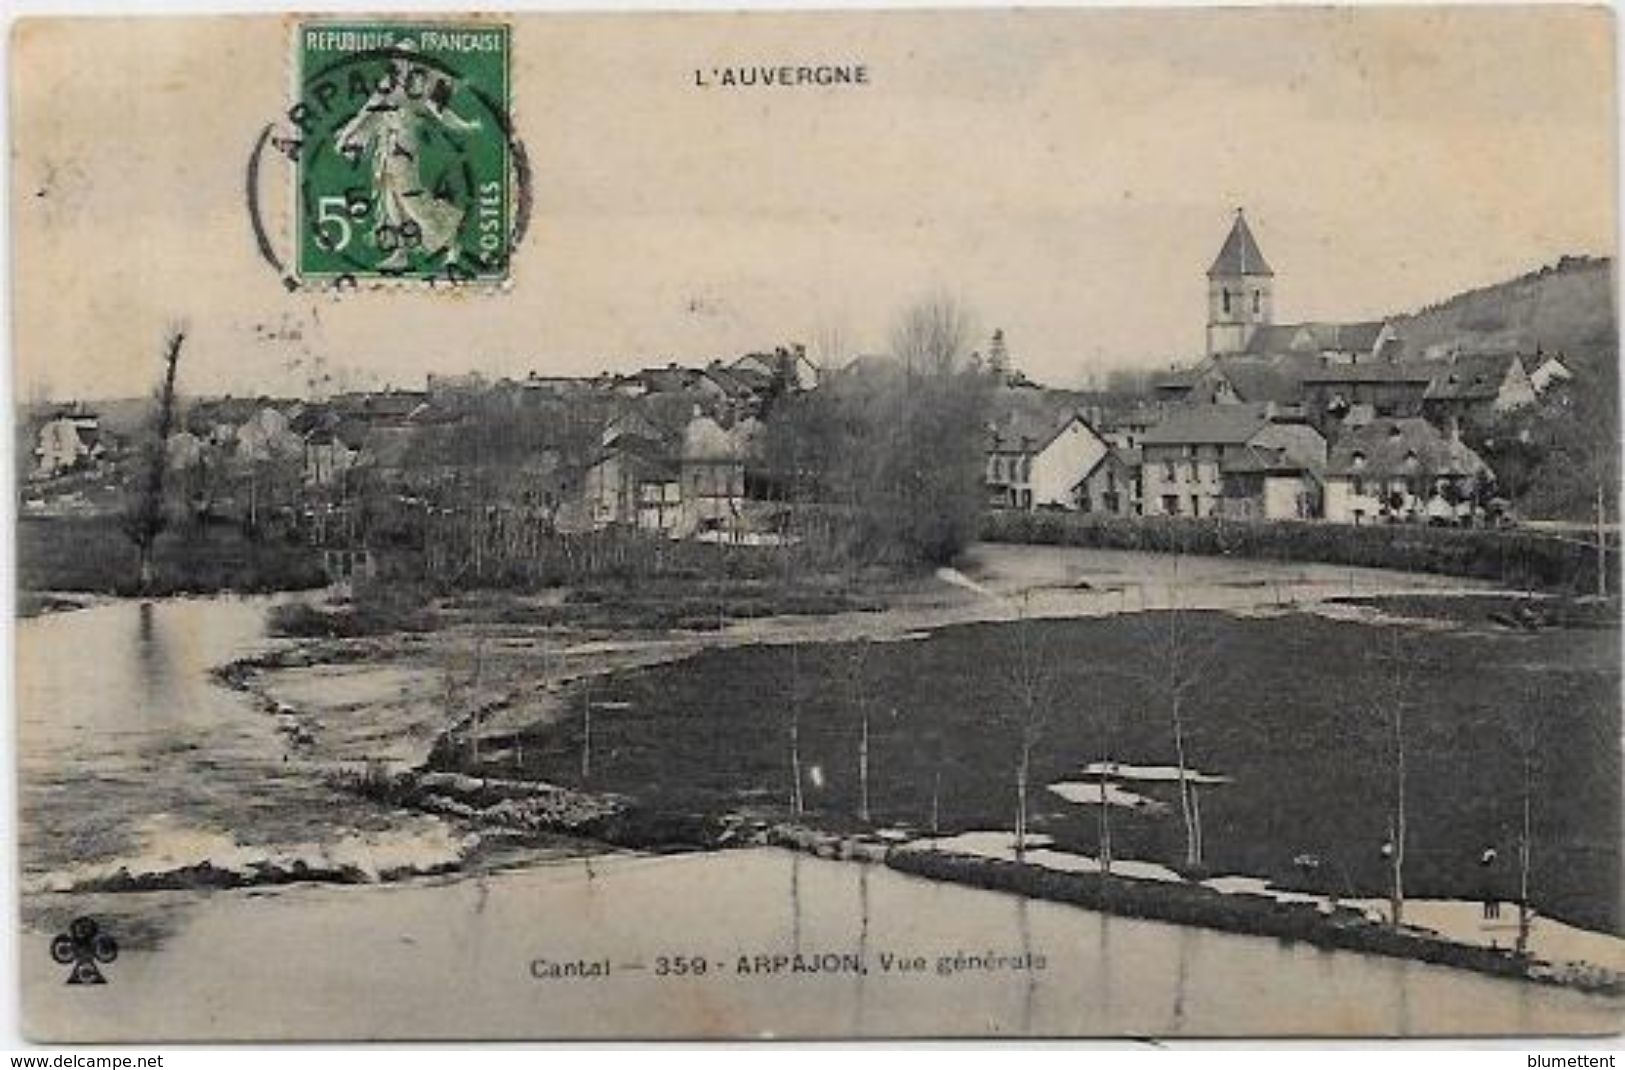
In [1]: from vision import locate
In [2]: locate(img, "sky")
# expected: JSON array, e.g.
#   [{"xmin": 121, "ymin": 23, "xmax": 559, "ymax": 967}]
[{"xmin": 10, "ymin": 7, "xmax": 1617, "ymax": 400}]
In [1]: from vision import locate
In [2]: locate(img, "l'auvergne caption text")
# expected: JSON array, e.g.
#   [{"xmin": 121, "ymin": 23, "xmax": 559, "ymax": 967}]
[{"xmin": 693, "ymin": 64, "xmax": 870, "ymax": 88}]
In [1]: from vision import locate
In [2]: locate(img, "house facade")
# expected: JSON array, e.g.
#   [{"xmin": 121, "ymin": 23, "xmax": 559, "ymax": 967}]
[
  {"xmin": 33, "ymin": 411, "xmax": 104, "ymax": 477},
  {"xmin": 1217, "ymin": 446, "xmax": 1320, "ymax": 521},
  {"xmin": 985, "ymin": 411, "xmax": 1109, "ymax": 511},
  {"xmin": 1074, "ymin": 448, "xmax": 1143, "ymax": 516},
  {"xmin": 1420, "ymin": 352, "xmax": 1538, "ymax": 427},
  {"xmin": 1139, "ymin": 404, "xmax": 1326, "ymax": 518},
  {"xmin": 1322, "ymin": 417, "xmax": 1492, "ymax": 525},
  {"xmin": 1299, "ymin": 363, "xmax": 1434, "ymax": 433},
  {"xmin": 581, "ymin": 412, "xmax": 749, "ymax": 537},
  {"xmin": 1529, "ymin": 353, "xmax": 1573, "ymax": 394}
]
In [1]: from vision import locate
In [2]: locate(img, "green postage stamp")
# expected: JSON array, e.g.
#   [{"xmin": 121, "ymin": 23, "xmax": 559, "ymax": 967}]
[{"xmin": 292, "ymin": 21, "xmax": 515, "ymax": 286}]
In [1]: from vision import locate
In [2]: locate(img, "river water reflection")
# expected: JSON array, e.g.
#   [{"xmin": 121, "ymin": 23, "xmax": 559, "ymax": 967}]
[
  {"xmin": 22, "ymin": 850, "xmax": 1622, "ymax": 1039},
  {"xmin": 16, "ymin": 591, "xmax": 1622, "ymax": 1039}
]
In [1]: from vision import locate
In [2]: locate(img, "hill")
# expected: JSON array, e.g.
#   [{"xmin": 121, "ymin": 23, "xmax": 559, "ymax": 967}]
[{"xmin": 1392, "ymin": 255, "xmax": 1617, "ymax": 375}]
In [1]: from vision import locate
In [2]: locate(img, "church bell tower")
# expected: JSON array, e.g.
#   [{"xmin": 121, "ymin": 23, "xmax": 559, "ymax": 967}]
[{"xmin": 1206, "ymin": 209, "xmax": 1274, "ymax": 357}]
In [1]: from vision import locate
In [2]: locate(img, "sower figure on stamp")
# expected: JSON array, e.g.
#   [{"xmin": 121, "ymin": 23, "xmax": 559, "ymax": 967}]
[{"xmin": 336, "ymin": 54, "xmax": 481, "ymax": 269}]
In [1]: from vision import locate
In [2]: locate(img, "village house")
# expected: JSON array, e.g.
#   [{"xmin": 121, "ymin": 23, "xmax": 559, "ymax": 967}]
[
  {"xmin": 1528, "ymin": 351, "xmax": 1574, "ymax": 394},
  {"xmin": 1074, "ymin": 447, "xmax": 1143, "ymax": 516},
  {"xmin": 985, "ymin": 405, "xmax": 1110, "ymax": 511},
  {"xmin": 581, "ymin": 407, "xmax": 750, "ymax": 537},
  {"xmin": 1217, "ymin": 445, "xmax": 1321, "ymax": 521},
  {"xmin": 32, "ymin": 408, "xmax": 106, "ymax": 477},
  {"xmin": 583, "ymin": 432, "xmax": 679, "ymax": 532},
  {"xmin": 1420, "ymin": 352, "xmax": 1538, "ymax": 427},
  {"xmin": 234, "ymin": 405, "xmax": 305, "ymax": 464},
  {"xmin": 1097, "ymin": 402, "xmax": 1162, "ymax": 451},
  {"xmin": 290, "ymin": 406, "xmax": 369, "ymax": 487},
  {"xmin": 732, "ymin": 345, "xmax": 819, "ymax": 393},
  {"xmin": 678, "ymin": 414, "xmax": 749, "ymax": 538},
  {"xmin": 1299, "ymin": 362, "xmax": 1434, "ymax": 433},
  {"xmin": 1322, "ymin": 417, "xmax": 1492, "ymax": 525},
  {"xmin": 1139, "ymin": 403, "xmax": 1325, "ymax": 519},
  {"xmin": 1157, "ymin": 353, "xmax": 1313, "ymax": 410},
  {"xmin": 189, "ymin": 396, "xmax": 282, "ymax": 449}
]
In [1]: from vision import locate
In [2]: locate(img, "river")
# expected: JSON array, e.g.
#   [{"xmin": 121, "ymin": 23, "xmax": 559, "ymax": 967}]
[{"xmin": 16, "ymin": 581, "xmax": 1622, "ymax": 1039}]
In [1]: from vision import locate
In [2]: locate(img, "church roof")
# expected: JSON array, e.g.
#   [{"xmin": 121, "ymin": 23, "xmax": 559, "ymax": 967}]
[
  {"xmin": 1208, "ymin": 212, "xmax": 1273, "ymax": 278},
  {"xmin": 1246, "ymin": 321, "xmax": 1392, "ymax": 357}
]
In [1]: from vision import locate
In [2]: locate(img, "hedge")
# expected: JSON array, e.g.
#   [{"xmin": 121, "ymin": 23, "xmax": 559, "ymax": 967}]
[{"xmin": 979, "ymin": 510, "xmax": 1619, "ymax": 594}]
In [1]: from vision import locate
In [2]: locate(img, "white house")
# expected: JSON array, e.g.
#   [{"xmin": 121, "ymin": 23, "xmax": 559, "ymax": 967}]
[
  {"xmin": 986, "ymin": 408, "xmax": 1109, "ymax": 511},
  {"xmin": 33, "ymin": 411, "xmax": 104, "ymax": 477},
  {"xmin": 1529, "ymin": 353, "xmax": 1574, "ymax": 394}
]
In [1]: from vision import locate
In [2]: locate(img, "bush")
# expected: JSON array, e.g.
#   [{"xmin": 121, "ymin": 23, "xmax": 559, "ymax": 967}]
[
  {"xmin": 978, "ymin": 511, "xmax": 1619, "ymax": 594},
  {"xmin": 267, "ymin": 580, "xmax": 438, "ymax": 638}
]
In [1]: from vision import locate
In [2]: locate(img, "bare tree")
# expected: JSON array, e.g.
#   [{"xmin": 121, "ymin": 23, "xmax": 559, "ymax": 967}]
[
  {"xmin": 807, "ymin": 319, "xmax": 853, "ymax": 377},
  {"xmin": 787, "ymin": 642, "xmax": 805, "ymax": 816},
  {"xmin": 1001, "ymin": 592, "xmax": 1052, "ymax": 854},
  {"xmin": 1095, "ymin": 702, "xmax": 1117, "ymax": 876},
  {"xmin": 1512, "ymin": 685, "xmax": 1540, "ymax": 957},
  {"xmin": 1367, "ymin": 628, "xmax": 1422, "ymax": 928},
  {"xmin": 1130, "ymin": 568, "xmax": 1227, "ymax": 870},
  {"xmin": 890, "ymin": 294, "xmax": 976, "ymax": 378},
  {"xmin": 123, "ymin": 326, "xmax": 186, "ymax": 592},
  {"xmin": 841, "ymin": 641, "xmax": 874, "ymax": 823}
]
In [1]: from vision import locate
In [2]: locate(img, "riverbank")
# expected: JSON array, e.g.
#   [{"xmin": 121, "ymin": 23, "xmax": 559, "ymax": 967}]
[
  {"xmin": 245, "ymin": 754, "xmax": 1621, "ymax": 998},
  {"xmin": 760, "ymin": 823, "xmax": 1622, "ymax": 996},
  {"xmin": 205, "ymin": 546, "xmax": 1620, "ymax": 999}
]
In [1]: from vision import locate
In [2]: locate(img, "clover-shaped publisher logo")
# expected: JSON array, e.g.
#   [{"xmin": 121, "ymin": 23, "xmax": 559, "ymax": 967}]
[{"xmin": 51, "ymin": 916, "xmax": 118, "ymax": 985}]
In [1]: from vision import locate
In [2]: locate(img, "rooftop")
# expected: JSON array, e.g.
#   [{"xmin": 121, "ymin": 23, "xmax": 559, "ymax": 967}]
[
  {"xmin": 1208, "ymin": 211, "xmax": 1273, "ymax": 278},
  {"xmin": 1326, "ymin": 417, "xmax": 1491, "ymax": 478},
  {"xmin": 1141, "ymin": 403, "xmax": 1273, "ymax": 447}
]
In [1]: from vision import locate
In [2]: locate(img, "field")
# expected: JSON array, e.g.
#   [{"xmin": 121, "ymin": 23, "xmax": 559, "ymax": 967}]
[{"xmin": 475, "ymin": 597, "xmax": 1620, "ymax": 934}]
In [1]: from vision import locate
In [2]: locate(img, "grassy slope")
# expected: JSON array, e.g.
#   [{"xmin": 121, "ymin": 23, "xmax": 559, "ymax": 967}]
[
  {"xmin": 17, "ymin": 515, "xmax": 325, "ymax": 596},
  {"xmin": 498, "ymin": 604, "xmax": 1619, "ymax": 934},
  {"xmin": 1393, "ymin": 256, "xmax": 1617, "ymax": 370}
]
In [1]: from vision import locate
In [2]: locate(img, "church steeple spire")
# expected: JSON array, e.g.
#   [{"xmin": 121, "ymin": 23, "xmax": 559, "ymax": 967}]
[
  {"xmin": 1208, "ymin": 208, "xmax": 1274, "ymax": 279},
  {"xmin": 1206, "ymin": 208, "xmax": 1274, "ymax": 356}
]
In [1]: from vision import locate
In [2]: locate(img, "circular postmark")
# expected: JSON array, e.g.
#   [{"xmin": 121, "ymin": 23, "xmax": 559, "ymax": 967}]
[{"xmin": 247, "ymin": 25, "xmax": 531, "ymax": 291}]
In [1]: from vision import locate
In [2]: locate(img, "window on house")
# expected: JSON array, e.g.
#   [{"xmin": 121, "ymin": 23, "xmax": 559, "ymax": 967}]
[
  {"xmin": 1253, "ymin": 290, "xmax": 1261, "ymax": 314},
  {"xmin": 1222, "ymin": 289, "xmax": 1232, "ymax": 314},
  {"xmin": 1162, "ymin": 494, "xmax": 1180, "ymax": 515},
  {"xmin": 1163, "ymin": 461, "xmax": 1176, "ymax": 481}
]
